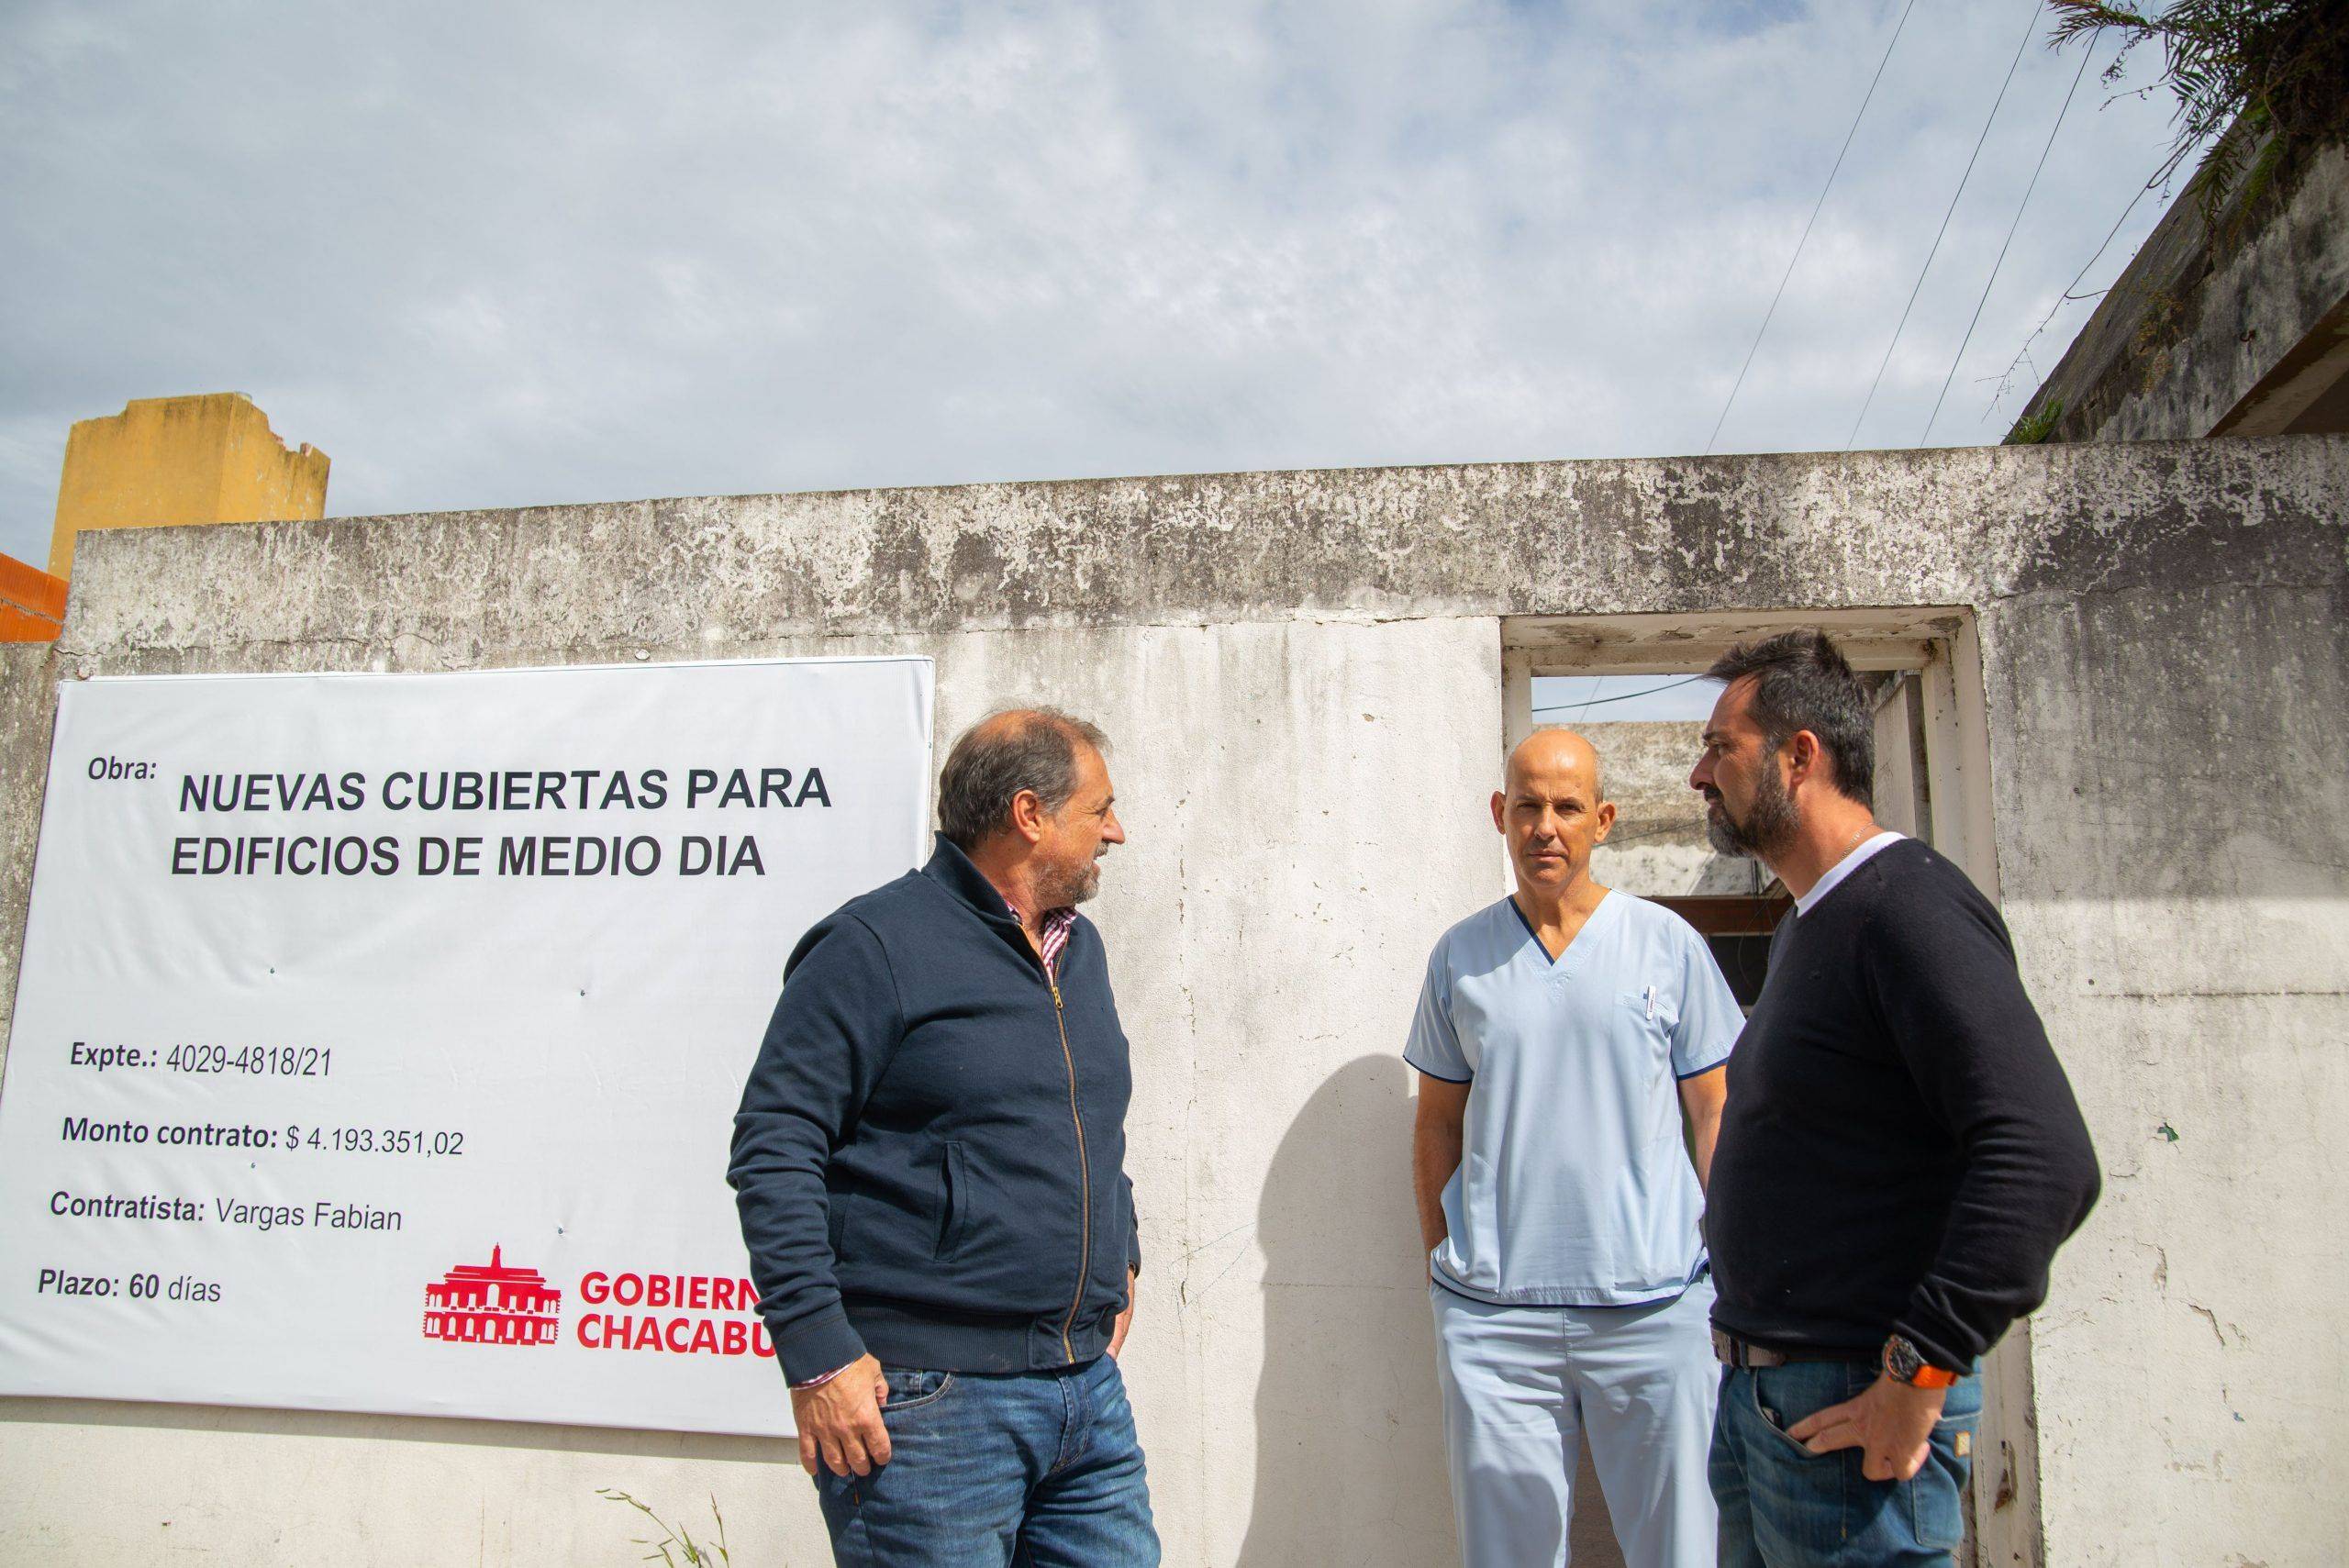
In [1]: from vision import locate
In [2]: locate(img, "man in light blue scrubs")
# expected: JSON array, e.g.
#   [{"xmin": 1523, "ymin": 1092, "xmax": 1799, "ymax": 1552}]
[{"xmin": 1409, "ymin": 728, "xmax": 1740, "ymax": 1568}]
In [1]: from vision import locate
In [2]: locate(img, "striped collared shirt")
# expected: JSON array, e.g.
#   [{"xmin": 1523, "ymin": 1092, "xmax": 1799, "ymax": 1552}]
[{"xmin": 1037, "ymin": 907, "xmax": 1076, "ymax": 983}]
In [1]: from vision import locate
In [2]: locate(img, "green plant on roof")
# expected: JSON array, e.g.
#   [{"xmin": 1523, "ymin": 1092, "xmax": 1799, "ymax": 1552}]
[{"xmin": 2005, "ymin": 399, "xmax": 2067, "ymax": 445}]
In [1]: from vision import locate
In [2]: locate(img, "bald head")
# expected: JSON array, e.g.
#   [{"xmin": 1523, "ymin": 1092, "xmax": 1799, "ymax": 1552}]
[
  {"xmin": 1492, "ymin": 728, "xmax": 1615, "ymax": 897},
  {"xmin": 1506, "ymin": 728, "xmax": 1605, "ymax": 803}
]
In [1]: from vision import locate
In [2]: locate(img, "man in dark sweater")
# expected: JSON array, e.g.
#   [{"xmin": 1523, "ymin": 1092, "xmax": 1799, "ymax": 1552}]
[
  {"xmin": 1688, "ymin": 631, "xmax": 2099, "ymax": 1567},
  {"xmin": 729, "ymin": 708, "xmax": 1155, "ymax": 1566}
]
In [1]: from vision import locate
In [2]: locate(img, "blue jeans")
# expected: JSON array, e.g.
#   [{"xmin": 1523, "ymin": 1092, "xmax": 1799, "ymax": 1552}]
[
  {"xmin": 812, "ymin": 1354, "xmax": 1159, "ymax": 1567},
  {"xmin": 1709, "ymin": 1362, "xmax": 1981, "ymax": 1567}
]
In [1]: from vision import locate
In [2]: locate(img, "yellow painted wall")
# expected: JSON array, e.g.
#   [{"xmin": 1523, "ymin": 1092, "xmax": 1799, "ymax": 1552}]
[{"xmin": 48, "ymin": 393, "xmax": 328, "ymax": 579}]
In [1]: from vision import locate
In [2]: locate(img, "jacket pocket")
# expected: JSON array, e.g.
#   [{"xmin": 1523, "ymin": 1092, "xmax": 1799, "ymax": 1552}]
[{"xmin": 933, "ymin": 1142, "xmax": 969, "ymax": 1262}]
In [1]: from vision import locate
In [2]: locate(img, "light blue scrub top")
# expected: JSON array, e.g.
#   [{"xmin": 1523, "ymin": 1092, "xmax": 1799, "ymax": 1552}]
[{"xmin": 1406, "ymin": 891, "xmax": 1741, "ymax": 1307}]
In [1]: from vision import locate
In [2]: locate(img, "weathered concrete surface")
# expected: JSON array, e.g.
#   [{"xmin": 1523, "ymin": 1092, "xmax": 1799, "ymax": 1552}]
[
  {"xmin": 0, "ymin": 641, "xmax": 60, "ymax": 1070},
  {"xmin": 2016, "ymin": 137, "xmax": 2349, "ymax": 443},
  {"xmin": 56, "ymin": 439, "xmax": 2343, "ymax": 662},
  {"xmin": 1579, "ymin": 720, "xmax": 1761, "ymax": 897},
  {"xmin": 1987, "ymin": 573, "xmax": 2349, "ymax": 1565},
  {"xmin": 2, "ymin": 436, "xmax": 2344, "ymax": 1567}
]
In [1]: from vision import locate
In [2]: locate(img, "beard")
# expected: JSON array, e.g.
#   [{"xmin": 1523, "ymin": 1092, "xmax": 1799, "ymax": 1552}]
[
  {"xmin": 1705, "ymin": 768, "xmax": 1797, "ymax": 860},
  {"xmin": 1037, "ymin": 853, "xmax": 1102, "ymax": 909}
]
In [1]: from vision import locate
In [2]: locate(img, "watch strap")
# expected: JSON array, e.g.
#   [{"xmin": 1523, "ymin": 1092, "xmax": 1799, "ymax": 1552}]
[{"xmin": 1883, "ymin": 1333, "xmax": 1961, "ymax": 1388}]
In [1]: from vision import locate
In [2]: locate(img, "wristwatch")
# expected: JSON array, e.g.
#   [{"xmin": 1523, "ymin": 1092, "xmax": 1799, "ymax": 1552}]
[{"xmin": 1882, "ymin": 1334, "xmax": 1961, "ymax": 1389}]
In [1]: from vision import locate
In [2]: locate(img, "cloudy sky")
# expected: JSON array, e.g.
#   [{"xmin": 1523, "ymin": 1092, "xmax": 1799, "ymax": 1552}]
[{"xmin": 1, "ymin": 0, "xmax": 2189, "ymax": 570}]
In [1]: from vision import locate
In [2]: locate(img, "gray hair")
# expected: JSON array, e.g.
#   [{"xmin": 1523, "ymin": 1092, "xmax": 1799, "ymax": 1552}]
[{"xmin": 937, "ymin": 707, "xmax": 1110, "ymax": 850}]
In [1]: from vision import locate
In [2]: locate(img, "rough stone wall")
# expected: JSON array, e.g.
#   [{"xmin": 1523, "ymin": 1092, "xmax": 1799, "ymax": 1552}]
[{"xmin": 0, "ymin": 436, "xmax": 2343, "ymax": 1566}]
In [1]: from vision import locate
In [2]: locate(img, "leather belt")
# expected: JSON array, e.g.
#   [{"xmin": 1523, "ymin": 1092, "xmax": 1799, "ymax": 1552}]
[{"xmin": 1711, "ymin": 1329, "xmax": 1875, "ymax": 1369}]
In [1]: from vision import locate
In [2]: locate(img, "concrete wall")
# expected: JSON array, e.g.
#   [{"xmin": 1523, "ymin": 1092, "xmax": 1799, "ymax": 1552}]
[
  {"xmin": 0, "ymin": 642, "xmax": 60, "ymax": 1059},
  {"xmin": 2015, "ymin": 137, "xmax": 2349, "ymax": 444},
  {"xmin": 2, "ymin": 437, "xmax": 2343, "ymax": 1566},
  {"xmin": 1578, "ymin": 720, "xmax": 1762, "ymax": 897},
  {"xmin": 1987, "ymin": 573, "xmax": 2349, "ymax": 1566}
]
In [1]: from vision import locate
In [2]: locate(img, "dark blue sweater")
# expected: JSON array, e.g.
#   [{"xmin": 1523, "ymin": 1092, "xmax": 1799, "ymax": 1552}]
[{"xmin": 729, "ymin": 836, "xmax": 1141, "ymax": 1383}]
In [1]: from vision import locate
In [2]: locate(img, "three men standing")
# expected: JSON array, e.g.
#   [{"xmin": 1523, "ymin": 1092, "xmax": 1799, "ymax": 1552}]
[
  {"xmin": 1692, "ymin": 632, "xmax": 2100, "ymax": 1566},
  {"xmin": 730, "ymin": 709, "xmax": 1158, "ymax": 1567},
  {"xmin": 1410, "ymin": 728, "xmax": 1742, "ymax": 1568},
  {"xmin": 728, "ymin": 651, "xmax": 2099, "ymax": 1568}
]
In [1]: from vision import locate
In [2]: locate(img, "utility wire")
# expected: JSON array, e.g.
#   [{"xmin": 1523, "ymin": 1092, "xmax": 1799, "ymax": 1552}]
[
  {"xmin": 1704, "ymin": 0, "xmax": 1920, "ymax": 456},
  {"xmin": 1844, "ymin": 0, "xmax": 2043, "ymax": 450},
  {"xmin": 1531, "ymin": 676, "xmax": 1706, "ymax": 716},
  {"xmin": 1920, "ymin": 31, "xmax": 2098, "ymax": 445},
  {"xmin": 1977, "ymin": 158, "xmax": 2165, "ymax": 421}
]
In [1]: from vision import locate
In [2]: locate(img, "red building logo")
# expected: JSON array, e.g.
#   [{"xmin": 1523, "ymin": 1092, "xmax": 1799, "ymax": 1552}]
[{"xmin": 422, "ymin": 1245, "xmax": 562, "ymax": 1346}]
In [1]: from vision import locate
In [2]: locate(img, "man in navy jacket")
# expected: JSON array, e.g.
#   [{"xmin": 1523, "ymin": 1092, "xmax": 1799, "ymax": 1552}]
[{"xmin": 729, "ymin": 707, "xmax": 1156, "ymax": 1566}]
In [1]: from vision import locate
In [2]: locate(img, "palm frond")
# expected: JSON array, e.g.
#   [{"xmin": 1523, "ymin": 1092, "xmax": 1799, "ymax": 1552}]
[{"xmin": 2047, "ymin": 0, "xmax": 2349, "ymax": 235}]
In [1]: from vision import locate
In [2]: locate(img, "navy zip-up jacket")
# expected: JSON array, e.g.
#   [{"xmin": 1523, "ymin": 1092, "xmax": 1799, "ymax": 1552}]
[{"xmin": 729, "ymin": 835, "xmax": 1141, "ymax": 1384}]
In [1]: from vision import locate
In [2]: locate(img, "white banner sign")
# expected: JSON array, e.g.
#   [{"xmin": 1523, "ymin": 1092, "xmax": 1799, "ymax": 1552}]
[{"xmin": 0, "ymin": 657, "xmax": 933, "ymax": 1435}]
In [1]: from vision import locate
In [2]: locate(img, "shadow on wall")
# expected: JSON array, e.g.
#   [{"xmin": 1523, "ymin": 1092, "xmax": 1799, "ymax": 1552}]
[
  {"xmin": 1230, "ymin": 1051, "xmax": 1624, "ymax": 1568},
  {"xmin": 1233, "ymin": 1053, "xmax": 1441, "ymax": 1566}
]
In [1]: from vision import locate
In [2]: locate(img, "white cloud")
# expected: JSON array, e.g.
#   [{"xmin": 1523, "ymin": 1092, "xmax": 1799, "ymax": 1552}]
[{"xmin": 0, "ymin": 0, "xmax": 2184, "ymax": 570}]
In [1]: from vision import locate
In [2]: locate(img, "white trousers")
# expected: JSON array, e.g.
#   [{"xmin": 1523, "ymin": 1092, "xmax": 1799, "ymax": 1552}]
[{"xmin": 1431, "ymin": 1275, "xmax": 1719, "ymax": 1568}]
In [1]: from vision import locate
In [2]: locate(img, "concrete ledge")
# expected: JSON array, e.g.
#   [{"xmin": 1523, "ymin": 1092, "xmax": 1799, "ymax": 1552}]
[
  {"xmin": 2015, "ymin": 138, "xmax": 2349, "ymax": 443},
  {"xmin": 57, "ymin": 437, "xmax": 2348, "ymax": 671}
]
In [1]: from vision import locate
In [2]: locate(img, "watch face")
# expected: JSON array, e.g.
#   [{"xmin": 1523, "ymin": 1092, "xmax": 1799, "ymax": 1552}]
[{"xmin": 1885, "ymin": 1336, "xmax": 1925, "ymax": 1383}]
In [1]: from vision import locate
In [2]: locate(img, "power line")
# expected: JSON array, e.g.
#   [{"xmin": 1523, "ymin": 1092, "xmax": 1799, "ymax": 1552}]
[
  {"xmin": 1531, "ymin": 676, "xmax": 1707, "ymax": 716},
  {"xmin": 1919, "ymin": 30, "xmax": 2098, "ymax": 445},
  {"xmin": 1704, "ymin": 0, "xmax": 1920, "ymax": 456},
  {"xmin": 1977, "ymin": 158, "xmax": 2165, "ymax": 422},
  {"xmin": 1844, "ymin": 0, "xmax": 2043, "ymax": 450}
]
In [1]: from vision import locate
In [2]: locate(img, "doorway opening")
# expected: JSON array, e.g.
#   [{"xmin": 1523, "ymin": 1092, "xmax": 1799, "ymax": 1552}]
[
  {"xmin": 1504, "ymin": 606, "xmax": 1998, "ymax": 996},
  {"xmin": 1499, "ymin": 606, "xmax": 2033, "ymax": 1568}
]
